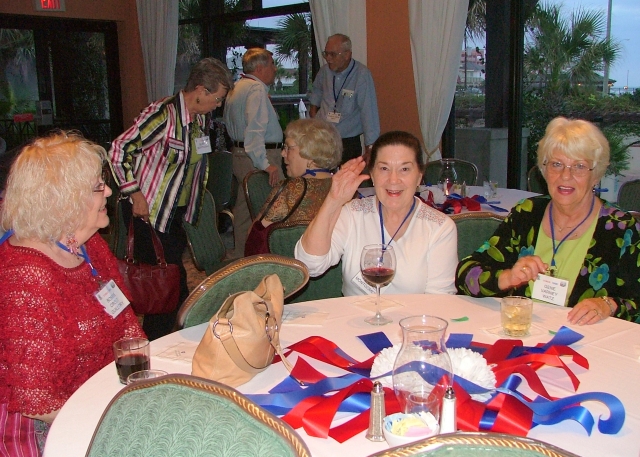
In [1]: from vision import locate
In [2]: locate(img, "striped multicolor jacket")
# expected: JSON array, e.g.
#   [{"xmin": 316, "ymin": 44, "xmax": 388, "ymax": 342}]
[{"xmin": 108, "ymin": 91, "xmax": 209, "ymax": 233}]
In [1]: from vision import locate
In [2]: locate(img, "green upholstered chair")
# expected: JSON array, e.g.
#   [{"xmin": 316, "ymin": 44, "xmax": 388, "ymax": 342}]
[
  {"xmin": 367, "ymin": 431, "xmax": 577, "ymax": 457},
  {"xmin": 423, "ymin": 159, "xmax": 479, "ymax": 186},
  {"xmin": 244, "ymin": 169, "xmax": 273, "ymax": 221},
  {"xmin": 110, "ymin": 198, "xmax": 128, "ymax": 260},
  {"xmin": 450, "ymin": 212, "xmax": 505, "ymax": 261},
  {"xmin": 527, "ymin": 165, "xmax": 549, "ymax": 195},
  {"xmin": 86, "ymin": 374, "xmax": 311, "ymax": 457},
  {"xmin": 207, "ymin": 150, "xmax": 236, "ymax": 222},
  {"xmin": 176, "ymin": 254, "xmax": 309, "ymax": 329},
  {"xmin": 617, "ymin": 179, "xmax": 640, "ymax": 212},
  {"xmin": 183, "ymin": 190, "xmax": 231, "ymax": 275},
  {"xmin": 267, "ymin": 222, "xmax": 343, "ymax": 302}
]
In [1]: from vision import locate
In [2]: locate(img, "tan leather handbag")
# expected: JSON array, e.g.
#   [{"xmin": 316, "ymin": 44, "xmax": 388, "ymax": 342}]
[{"xmin": 192, "ymin": 274, "xmax": 291, "ymax": 387}]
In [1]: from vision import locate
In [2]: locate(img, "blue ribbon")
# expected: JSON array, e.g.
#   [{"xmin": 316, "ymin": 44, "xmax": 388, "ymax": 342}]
[
  {"xmin": 497, "ymin": 386, "xmax": 625, "ymax": 435},
  {"xmin": 357, "ymin": 332, "xmax": 392, "ymax": 354}
]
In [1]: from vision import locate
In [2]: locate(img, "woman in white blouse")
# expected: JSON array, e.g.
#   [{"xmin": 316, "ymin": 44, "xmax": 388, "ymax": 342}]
[{"xmin": 295, "ymin": 131, "xmax": 458, "ymax": 296}]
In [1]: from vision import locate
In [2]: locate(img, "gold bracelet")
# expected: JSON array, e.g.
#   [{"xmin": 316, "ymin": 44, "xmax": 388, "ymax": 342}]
[{"xmin": 601, "ymin": 296, "xmax": 616, "ymax": 316}]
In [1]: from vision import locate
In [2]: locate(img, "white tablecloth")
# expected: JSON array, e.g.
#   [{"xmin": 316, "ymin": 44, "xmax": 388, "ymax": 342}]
[
  {"xmin": 44, "ymin": 295, "xmax": 640, "ymax": 457},
  {"xmin": 358, "ymin": 186, "xmax": 538, "ymax": 215}
]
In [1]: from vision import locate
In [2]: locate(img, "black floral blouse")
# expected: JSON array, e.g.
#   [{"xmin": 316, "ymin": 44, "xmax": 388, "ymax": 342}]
[{"xmin": 455, "ymin": 196, "xmax": 640, "ymax": 323}]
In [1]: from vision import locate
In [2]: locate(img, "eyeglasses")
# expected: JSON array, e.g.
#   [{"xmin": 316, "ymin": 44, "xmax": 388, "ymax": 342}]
[
  {"xmin": 321, "ymin": 50, "xmax": 346, "ymax": 59},
  {"xmin": 205, "ymin": 88, "xmax": 225, "ymax": 103},
  {"xmin": 544, "ymin": 160, "xmax": 595, "ymax": 178},
  {"xmin": 93, "ymin": 170, "xmax": 110, "ymax": 193},
  {"xmin": 282, "ymin": 144, "xmax": 298, "ymax": 152}
]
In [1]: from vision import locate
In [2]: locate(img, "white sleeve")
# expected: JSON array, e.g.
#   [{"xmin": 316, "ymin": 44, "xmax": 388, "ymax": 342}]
[
  {"xmin": 294, "ymin": 204, "xmax": 351, "ymax": 277},
  {"xmin": 424, "ymin": 217, "xmax": 458, "ymax": 295}
]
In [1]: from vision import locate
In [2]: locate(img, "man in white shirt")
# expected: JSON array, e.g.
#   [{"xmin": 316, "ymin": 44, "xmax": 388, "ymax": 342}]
[{"xmin": 223, "ymin": 48, "xmax": 284, "ymax": 258}]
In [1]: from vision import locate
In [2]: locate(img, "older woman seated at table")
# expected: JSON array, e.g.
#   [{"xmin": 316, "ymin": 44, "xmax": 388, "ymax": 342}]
[
  {"xmin": 456, "ymin": 117, "xmax": 640, "ymax": 325},
  {"xmin": 295, "ymin": 130, "xmax": 458, "ymax": 296},
  {"xmin": 245, "ymin": 118, "xmax": 342, "ymax": 256},
  {"xmin": 0, "ymin": 132, "xmax": 144, "ymax": 454}
]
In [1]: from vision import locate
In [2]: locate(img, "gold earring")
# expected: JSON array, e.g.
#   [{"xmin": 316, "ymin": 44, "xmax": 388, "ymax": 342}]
[{"xmin": 196, "ymin": 97, "xmax": 200, "ymax": 104}]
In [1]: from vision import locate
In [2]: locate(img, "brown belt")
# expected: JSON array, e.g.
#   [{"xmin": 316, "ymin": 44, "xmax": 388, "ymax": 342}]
[{"xmin": 233, "ymin": 141, "xmax": 283, "ymax": 149}]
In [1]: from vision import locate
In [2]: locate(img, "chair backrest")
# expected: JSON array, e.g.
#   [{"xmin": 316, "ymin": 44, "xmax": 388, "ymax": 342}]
[
  {"xmin": 111, "ymin": 198, "xmax": 128, "ymax": 260},
  {"xmin": 207, "ymin": 150, "xmax": 235, "ymax": 210},
  {"xmin": 267, "ymin": 222, "xmax": 343, "ymax": 302},
  {"xmin": 617, "ymin": 179, "xmax": 640, "ymax": 212},
  {"xmin": 450, "ymin": 212, "xmax": 505, "ymax": 260},
  {"xmin": 244, "ymin": 169, "xmax": 273, "ymax": 221},
  {"xmin": 177, "ymin": 254, "xmax": 309, "ymax": 329},
  {"xmin": 183, "ymin": 190, "xmax": 227, "ymax": 275},
  {"xmin": 423, "ymin": 159, "xmax": 479, "ymax": 186},
  {"xmin": 527, "ymin": 165, "xmax": 548, "ymax": 194},
  {"xmin": 86, "ymin": 374, "xmax": 311, "ymax": 457}
]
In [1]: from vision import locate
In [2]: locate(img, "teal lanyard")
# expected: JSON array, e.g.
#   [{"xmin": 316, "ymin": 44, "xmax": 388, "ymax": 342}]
[
  {"xmin": 378, "ymin": 198, "xmax": 416, "ymax": 246},
  {"xmin": 548, "ymin": 195, "xmax": 595, "ymax": 272}
]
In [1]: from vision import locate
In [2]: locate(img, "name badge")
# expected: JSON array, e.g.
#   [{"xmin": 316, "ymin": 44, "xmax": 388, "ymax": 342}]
[
  {"xmin": 195, "ymin": 136, "xmax": 212, "ymax": 154},
  {"xmin": 327, "ymin": 111, "xmax": 341, "ymax": 124},
  {"xmin": 351, "ymin": 271, "xmax": 377, "ymax": 295},
  {"xmin": 95, "ymin": 280, "xmax": 130, "ymax": 318},
  {"xmin": 341, "ymin": 89, "xmax": 355, "ymax": 98},
  {"xmin": 531, "ymin": 273, "xmax": 569, "ymax": 306}
]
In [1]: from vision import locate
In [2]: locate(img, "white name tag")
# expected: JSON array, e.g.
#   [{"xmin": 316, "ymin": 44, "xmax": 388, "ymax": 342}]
[
  {"xmin": 95, "ymin": 280, "xmax": 130, "ymax": 318},
  {"xmin": 351, "ymin": 271, "xmax": 377, "ymax": 295},
  {"xmin": 195, "ymin": 136, "xmax": 212, "ymax": 154},
  {"xmin": 327, "ymin": 111, "xmax": 341, "ymax": 123},
  {"xmin": 531, "ymin": 273, "xmax": 569, "ymax": 306}
]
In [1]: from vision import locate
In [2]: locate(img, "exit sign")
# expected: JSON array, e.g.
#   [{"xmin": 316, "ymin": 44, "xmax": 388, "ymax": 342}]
[{"xmin": 34, "ymin": 0, "xmax": 66, "ymax": 11}]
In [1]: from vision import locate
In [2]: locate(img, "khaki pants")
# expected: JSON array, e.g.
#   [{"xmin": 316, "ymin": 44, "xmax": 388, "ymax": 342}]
[{"xmin": 230, "ymin": 147, "xmax": 284, "ymax": 258}]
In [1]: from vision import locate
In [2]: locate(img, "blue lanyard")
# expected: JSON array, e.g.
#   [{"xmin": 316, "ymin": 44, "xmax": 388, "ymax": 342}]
[
  {"xmin": 0, "ymin": 229, "xmax": 14, "ymax": 245},
  {"xmin": 378, "ymin": 198, "xmax": 416, "ymax": 246},
  {"xmin": 548, "ymin": 196, "xmax": 595, "ymax": 271},
  {"xmin": 55, "ymin": 241, "xmax": 99, "ymax": 277},
  {"xmin": 332, "ymin": 61, "xmax": 355, "ymax": 110},
  {"xmin": 302, "ymin": 168, "xmax": 332, "ymax": 177}
]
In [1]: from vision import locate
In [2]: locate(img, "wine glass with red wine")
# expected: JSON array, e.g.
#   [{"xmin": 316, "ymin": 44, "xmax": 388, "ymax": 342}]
[{"xmin": 360, "ymin": 244, "xmax": 396, "ymax": 325}]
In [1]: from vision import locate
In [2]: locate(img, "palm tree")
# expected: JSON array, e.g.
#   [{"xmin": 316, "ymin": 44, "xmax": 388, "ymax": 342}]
[
  {"xmin": 0, "ymin": 29, "xmax": 35, "ymax": 116},
  {"xmin": 274, "ymin": 13, "xmax": 311, "ymax": 95}
]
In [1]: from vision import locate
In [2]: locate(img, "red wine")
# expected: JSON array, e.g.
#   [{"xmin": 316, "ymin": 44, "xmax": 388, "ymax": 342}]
[
  {"xmin": 116, "ymin": 354, "xmax": 150, "ymax": 383},
  {"xmin": 362, "ymin": 267, "xmax": 395, "ymax": 287}
]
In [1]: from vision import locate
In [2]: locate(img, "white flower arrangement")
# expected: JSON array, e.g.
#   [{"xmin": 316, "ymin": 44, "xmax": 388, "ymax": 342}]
[{"xmin": 370, "ymin": 345, "xmax": 496, "ymax": 402}]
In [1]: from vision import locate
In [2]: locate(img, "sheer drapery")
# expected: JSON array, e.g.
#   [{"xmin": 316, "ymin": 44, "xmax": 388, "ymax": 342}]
[
  {"xmin": 136, "ymin": 0, "xmax": 179, "ymax": 102},
  {"xmin": 409, "ymin": 0, "xmax": 468, "ymax": 161},
  {"xmin": 309, "ymin": 0, "xmax": 367, "ymax": 64}
]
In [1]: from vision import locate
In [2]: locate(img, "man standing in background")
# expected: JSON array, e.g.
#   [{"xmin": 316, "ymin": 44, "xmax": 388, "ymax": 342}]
[
  {"xmin": 309, "ymin": 34, "xmax": 380, "ymax": 165},
  {"xmin": 223, "ymin": 48, "xmax": 284, "ymax": 258}
]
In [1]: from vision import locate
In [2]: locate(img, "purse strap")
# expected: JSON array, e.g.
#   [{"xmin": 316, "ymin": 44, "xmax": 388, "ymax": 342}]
[
  {"xmin": 214, "ymin": 292, "xmax": 276, "ymax": 373},
  {"xmin": 126, "ymin": 219, "xmax": 169, "ymax": 265}
]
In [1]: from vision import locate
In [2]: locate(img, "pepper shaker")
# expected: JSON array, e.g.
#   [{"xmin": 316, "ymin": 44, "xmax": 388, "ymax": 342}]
[
  {"xmin": 440, "ymin": 386, "xmax": 457, "ymax": 434},
  {"xmin": 366, "ymin": 381, "xmax": 386, "ymax": 441}
]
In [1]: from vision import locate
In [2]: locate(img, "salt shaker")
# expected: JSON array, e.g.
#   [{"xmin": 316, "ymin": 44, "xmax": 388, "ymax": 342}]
[
  {"xmin": 366, "ymin": 381, "xmax": 385, "ymax": 441},
  {"xmin": 440, "ymin": 386, "xmax": 457, "ymax": 434}
]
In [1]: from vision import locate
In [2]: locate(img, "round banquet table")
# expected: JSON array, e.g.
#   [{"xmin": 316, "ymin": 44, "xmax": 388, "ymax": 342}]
[
  {"xmin": 357, "ymin": 186, "xmax": 539, "ymax": 216},
  {"xmin": 44, "ymin": 294, "xmax": 640, "ymax": 457}
]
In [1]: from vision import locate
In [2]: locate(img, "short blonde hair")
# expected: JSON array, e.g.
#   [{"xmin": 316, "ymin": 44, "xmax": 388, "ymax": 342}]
[
  {"xmin": 284, "ymin": 118, "xmax": 342, "ymax": 169},
  {"xmin": 537, "ymin": 117, "xmax": 610, "ymax": 181},
  {"xmin": 1, "ymin": 131, "xmax": 105, "ymax": 243}
]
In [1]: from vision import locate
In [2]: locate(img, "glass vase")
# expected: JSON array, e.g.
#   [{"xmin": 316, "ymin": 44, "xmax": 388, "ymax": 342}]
[
  {"xmin": 438, "ymin": 159, "xmax": 458, "ymax": 196},
  {"xmin": 392, "ymin": 315, "xmax": 453, "ymax": 423}
]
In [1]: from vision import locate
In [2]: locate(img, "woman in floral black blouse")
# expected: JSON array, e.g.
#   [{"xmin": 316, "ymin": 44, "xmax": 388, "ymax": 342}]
[{"xmin": 456, "ymin": 117, "xmax": 640, "ymax": 325}]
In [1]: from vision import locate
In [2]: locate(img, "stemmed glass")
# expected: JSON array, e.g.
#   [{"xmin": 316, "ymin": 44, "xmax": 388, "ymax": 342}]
[{"xmin": 360, "ymin": 244, "xmax": 396, "ymax": 325}]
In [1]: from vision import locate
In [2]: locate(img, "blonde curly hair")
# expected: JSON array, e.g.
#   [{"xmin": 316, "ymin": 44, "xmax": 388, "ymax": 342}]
[{"xmin": 2, "ymin": 131, "xmax": 105, "ymax": 243}]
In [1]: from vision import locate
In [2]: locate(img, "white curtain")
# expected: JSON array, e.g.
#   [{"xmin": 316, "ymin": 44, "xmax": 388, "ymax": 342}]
[
  {"xmin": 409, "ymin": 0, "xmax": 468, "ymax": 161},
  {"xmin": 136, "ymin": 0, "xmax": 179, "ymax": 102},
  {"xmin": 309, "ymin": 0, "xmax": 367, "ymax": 64}
]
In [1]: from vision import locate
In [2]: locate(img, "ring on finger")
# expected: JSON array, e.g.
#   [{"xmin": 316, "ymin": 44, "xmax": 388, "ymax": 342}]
[{"xmin": 521, "ymin": 266, "xmax": 529, "ymax": 273}]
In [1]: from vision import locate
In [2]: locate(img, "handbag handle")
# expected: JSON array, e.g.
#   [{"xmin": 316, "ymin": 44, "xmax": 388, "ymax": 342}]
[{"xmin": 126, "ymin": 219, "xmax": 169, "ymax": 266}]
